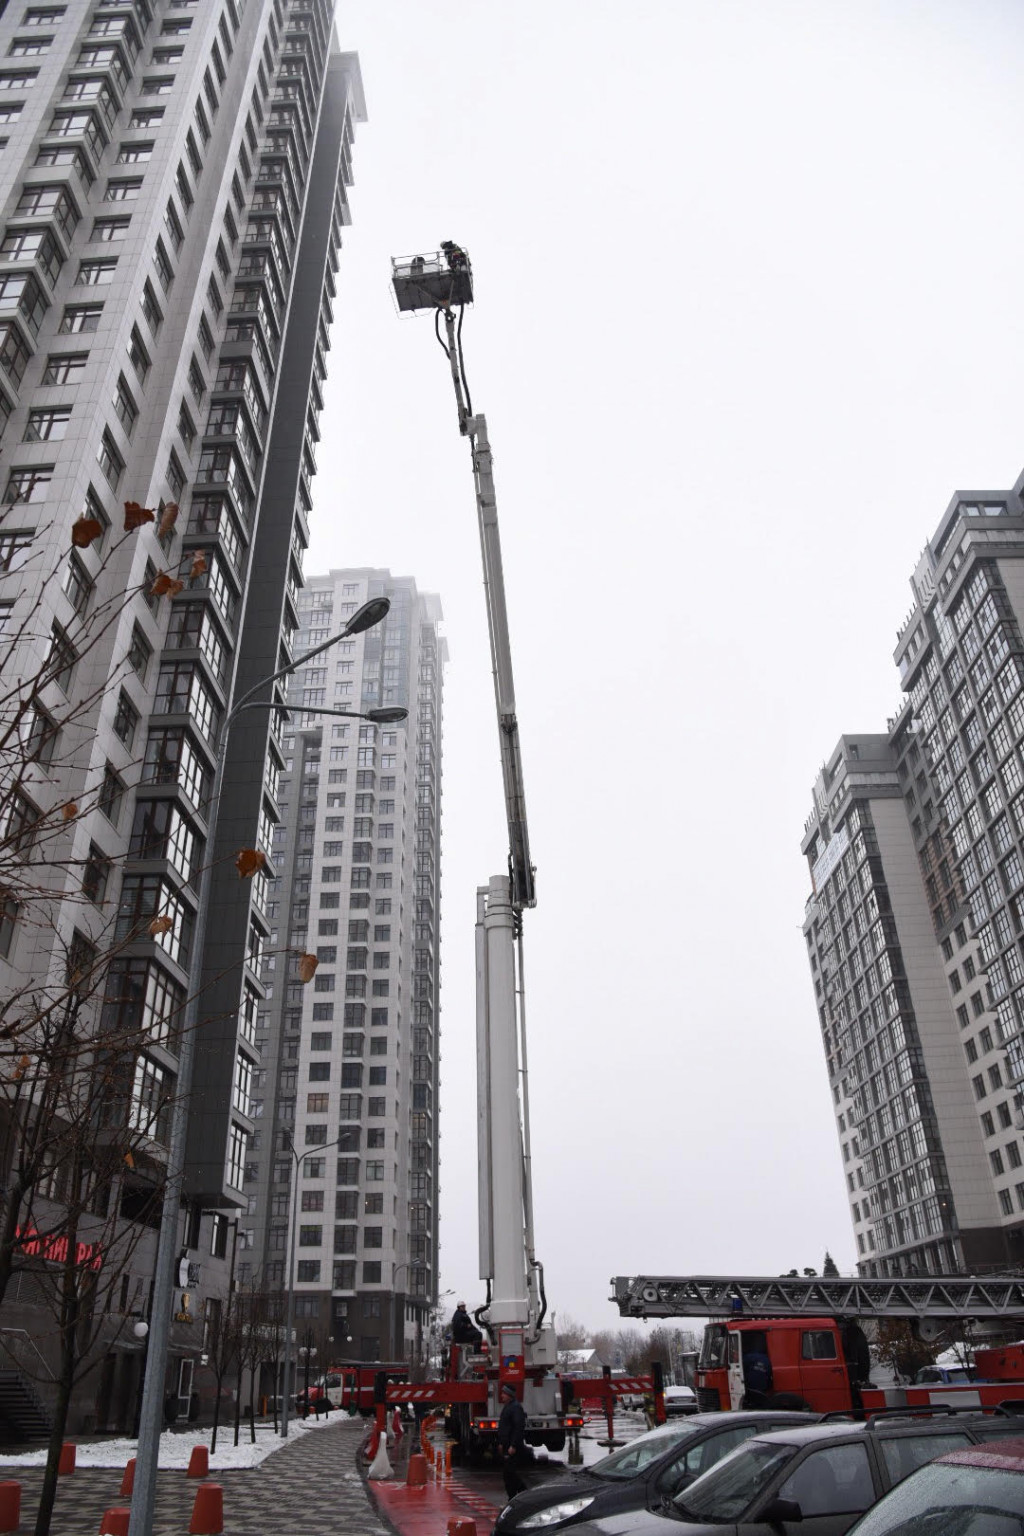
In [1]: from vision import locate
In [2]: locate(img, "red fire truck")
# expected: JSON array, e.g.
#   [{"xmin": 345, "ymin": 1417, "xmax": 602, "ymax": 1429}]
[{"xmin": 614, "ymin": 1272, "xmax": 1024, "ymax": 1418}]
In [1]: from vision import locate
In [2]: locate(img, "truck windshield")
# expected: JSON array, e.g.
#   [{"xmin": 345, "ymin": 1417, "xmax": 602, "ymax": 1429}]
[
  {"xmin": 699, "ymin": 1326, "xmax": 729, "ymax": 1371},
  {"xmin": 592, "ymin": 1424, "xmax": 698, "ymax": 1481},
  {"xmin": 674, "ymin": 1441, "xmax": 796, "ymax": 1523}
]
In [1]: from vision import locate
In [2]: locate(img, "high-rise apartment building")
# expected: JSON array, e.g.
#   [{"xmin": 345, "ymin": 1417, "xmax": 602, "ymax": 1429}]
[
  {"xmin": 803, "ymin": 475, "xmax": 1024, "ymax": 1277},
  {"xmin": 0, "ymin": 0, "xmax": 364, "ymax": 1428},
  {"xmin": 241, "ymin": 569, "xmax": 445, "ymax": 1364}
]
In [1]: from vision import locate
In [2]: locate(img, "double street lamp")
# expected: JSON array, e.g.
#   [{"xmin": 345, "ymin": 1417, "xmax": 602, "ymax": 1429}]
[{"xmin": 129, "ymin": 598, "xmax": 406, "ymax": 1536}]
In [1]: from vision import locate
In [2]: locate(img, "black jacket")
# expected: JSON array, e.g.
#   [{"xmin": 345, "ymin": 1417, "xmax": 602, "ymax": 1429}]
[{"xmin": 497, "ymin": 1397, "xmax": 526, "ymax": 1456}]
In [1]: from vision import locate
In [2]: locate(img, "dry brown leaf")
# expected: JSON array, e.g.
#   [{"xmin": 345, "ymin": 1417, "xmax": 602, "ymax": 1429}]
[
  {"xmin": 158, "ymin": 501, "xmax": 179, "ymax": 537},
  {"xmin": 12, "ymin": 1054, "xmax": 30, "ymax": 1082},
  {"xmin": 71, "ymin": 515, "xmax": 103, "ymax": 549},
  {"xmin": 148, "ymin": 915, "xmax": 174, "ymax": 936},
  {"xmin": 61, "ymin": 802, "xmax": 78, "ymax": 822},
  {"xmin": 150, "ymin": 571, "xmax": 184, "ymax": 599},
  {"xmin": 124, "ymin": 501, "xmax": 156, "ymax": 532},
  {"xmin": 124, "ymin": 1150, "xmax": 135, "ymax": 1168},
  {"xmin": 296, "ymin": 952, "xmax": 318, "ymax": 984},
  {"xmin": 188, "ymin": 551, "xmax": 208, "ymax": 579},
  {"xmin": 235, "ymin": 848, "xmax": 266, "ymax": 879}
]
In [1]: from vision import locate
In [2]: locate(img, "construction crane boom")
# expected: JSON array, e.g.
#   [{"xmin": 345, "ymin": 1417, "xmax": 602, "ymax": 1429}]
[{"xmin": 612, "ymin": 1272, "xmax": 1024, "ymax": 1321}]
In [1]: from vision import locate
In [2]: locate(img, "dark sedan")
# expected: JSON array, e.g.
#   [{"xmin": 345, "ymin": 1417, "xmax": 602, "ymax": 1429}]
[
  {"xmin": 494, "ymin": 1412, "xmax": 819, "ymax": 1534},
  {"xmin": 557, "ymin": 1414, "xmax": 1024, "ymax": 1536}
]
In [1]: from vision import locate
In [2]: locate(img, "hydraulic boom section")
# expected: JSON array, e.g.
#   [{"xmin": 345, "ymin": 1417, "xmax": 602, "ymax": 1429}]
[
  {"xmin": 391, "ymin": 249, "xmax": 535, "ymax": 912},
  {"xmin": 613, "ymin": 1272, "xmax": 1024, "ymax": 1321}
]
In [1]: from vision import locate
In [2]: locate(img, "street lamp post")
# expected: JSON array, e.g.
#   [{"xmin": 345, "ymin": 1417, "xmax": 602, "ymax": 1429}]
[
  {"xmin": 280, "ymin": 1130, "xmax": 348, "ymax": 1439},
  {"xmin": 129, "ymin": 598, "xmax": 404, "ymax": 1536}
]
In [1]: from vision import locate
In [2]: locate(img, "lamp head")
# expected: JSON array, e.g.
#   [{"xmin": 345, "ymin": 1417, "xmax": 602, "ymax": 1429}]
[
  {"xmin": 365, "ymin": 706, "xmax": 408, "ymax": 725},
  {"xmin": 344, "ymin": 596, "xmax": 390, "ymax": 636}
]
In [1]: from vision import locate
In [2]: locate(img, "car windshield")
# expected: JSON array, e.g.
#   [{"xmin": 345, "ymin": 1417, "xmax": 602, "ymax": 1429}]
[
  {"xmin": 848, "ymin": 1461, "xmax": 1024, "ymax": 1536},
  {"xmin": 593, "ymin": 1424, "xmax": 698, "ymax": 1480},
  {"xmin": 674, "ymin": 1441, "xmax": 796, "ymax": 1523}
]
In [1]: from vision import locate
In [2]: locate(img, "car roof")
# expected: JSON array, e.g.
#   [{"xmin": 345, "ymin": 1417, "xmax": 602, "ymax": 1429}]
[
  {"xmin": 682, "ymin": 1410, "xmax": 819, "ymax": 1428},
  {"xmin": 939, "ymin": 1438, "xmax": 1024, "ymax": 1471},
  {"xmin": 751, "ymin": 1415, "xmax": 1015, "ymax": 1450}
]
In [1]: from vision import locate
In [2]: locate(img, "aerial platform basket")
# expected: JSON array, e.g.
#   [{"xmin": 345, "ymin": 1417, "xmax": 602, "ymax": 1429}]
[{"xmin": 391, "ymin": 250, "xmax": 474, "ymax": 312}]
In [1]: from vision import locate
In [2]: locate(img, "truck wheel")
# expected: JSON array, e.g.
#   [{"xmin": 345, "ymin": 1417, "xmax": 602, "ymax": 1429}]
[{"xmin": 543, "ymin": 1431, "xmax": 566, "ymax": 1453}]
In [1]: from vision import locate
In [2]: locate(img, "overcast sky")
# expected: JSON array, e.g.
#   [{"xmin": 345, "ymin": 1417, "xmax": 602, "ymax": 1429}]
[{"xmin": 306, "ymin": 0, "xmax": 1024, "ymax": 1333}]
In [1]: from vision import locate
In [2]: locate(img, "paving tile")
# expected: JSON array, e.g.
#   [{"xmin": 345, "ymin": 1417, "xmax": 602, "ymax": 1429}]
[{"xmin": 5, "ymin": 1418, "xmax": 390, "ymax": 1536}]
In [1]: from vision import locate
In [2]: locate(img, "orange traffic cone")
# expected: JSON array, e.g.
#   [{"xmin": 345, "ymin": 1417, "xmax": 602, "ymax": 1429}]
[
  {"xmin": 189, "ymin": 1483, "xmax": 223, "ymax": 1535},
  {"xmin": 187, "ymin": 1445, "xmax": 209, "ymax": 1478}
]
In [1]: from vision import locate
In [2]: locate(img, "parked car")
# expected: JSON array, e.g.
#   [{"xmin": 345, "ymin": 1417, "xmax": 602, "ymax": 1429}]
[
  {"xmin": 293, "ymin": 1373, "xmax": 343, "ymax": 1412},
  {"xmin": 493, "ymin": 1412, "xmax": 819, "ymax": 1534},
  {"xmin": 912, "ymin": 1364, "xmax": 975, "ymax": 1386},
  {"xmin": 847, "ymin": 1436, "xmax": 1024, "ymax": 1534},
  {"xmin": 558, "ymin": 1412, "xmax": 1024, "ymax": 1536},
  {"xmin": 662, "ymin": 1387, "xmax": 698, "ymax": 1417}
]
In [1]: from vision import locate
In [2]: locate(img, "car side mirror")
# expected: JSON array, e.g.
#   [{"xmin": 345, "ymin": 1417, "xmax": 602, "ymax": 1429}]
[{"xmin": 760, "ymin": 1497, "xmax": 802, "ymax": 1524}]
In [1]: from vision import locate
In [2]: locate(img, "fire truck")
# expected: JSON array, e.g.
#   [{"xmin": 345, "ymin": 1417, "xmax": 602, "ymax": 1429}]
[
  {"xmin": 386, "ymin": 250, "xmax": 664, "ymax": 1455},
  {"xmin": 613, "ymin": 1272, "xmax": 1024, "ymax": 1417}
]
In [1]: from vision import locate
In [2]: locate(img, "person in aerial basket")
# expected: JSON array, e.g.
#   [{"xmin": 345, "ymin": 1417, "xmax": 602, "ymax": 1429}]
[{"xmin": 451, "ymin": 1300, "xmax": 483, "ymax": 1348}]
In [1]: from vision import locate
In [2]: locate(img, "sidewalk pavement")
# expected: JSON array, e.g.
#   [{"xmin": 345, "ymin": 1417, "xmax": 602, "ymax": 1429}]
[{"xmin": 3, "ymin": 1416, "xmax": 388, "ymax": 1535}]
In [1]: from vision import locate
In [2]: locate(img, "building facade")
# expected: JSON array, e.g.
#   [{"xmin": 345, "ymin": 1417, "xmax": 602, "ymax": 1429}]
[
  {"xmin": 0, "ymin": 0, "xmax": 364, "ymax": 1430},
  {"xmin": 803, "ymin": 476, "xmax": 1024, "ymax": 1277},
  {"xmin": 240, "ymin": 569, "xmax": 445, "ymax": 1365}
]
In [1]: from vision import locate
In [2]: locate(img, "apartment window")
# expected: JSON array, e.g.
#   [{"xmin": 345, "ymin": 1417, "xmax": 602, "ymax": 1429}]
[
  {"xmin": 97, "ymin": 430, "xmax": 124, "ymax": 489},
  {"xmin": 10, "ymin": 37, "xmax": 51, "ymax": 56},
  {"xmin": 0, "ymin": 71, "xmax": 38, "ymax": 90},
  {"xmin": 82, "ymin": 842, "xmax": 111, "ymax": 905},
  {"xmin": 60, "ymin": 304, "xmax": 102, "ymax": 334},
  {"xmin": 117, "ymin": 141, "xmax": 152, "ymax": 164},
  {"xmin": 63, "ymin": 553, "xmax": 93, "ymax": 615},
  {"xmin": 5, "ymin": 467, "xmax": 51, "ymax": 504},
  {"xmin": 127, "ymin": 624, "xmax": 152, "ymax": 681},
  {"xmin": 153, "ymin": 239, "xmax": 174, "ymax": 293},
  {"xmin": 166, "ymin": 451, "xmax": 185, "ymax": 499},
  {"xmin": 140, "ymin": 280, "xmax": 162, "ymax": 332},
  {"xmin": 128, "ymin": 325, "xmax": 150, "ymax": 380},
  {"xmin": 131, "ymin": 107, "xmax": 164, "ymax": 127},
  {"xmin": 24, "ymin": 406, "xmax": 70, "ymax": 442},
  {"xmin": 98, "ymin": 763, "xmax": 125, "ymax": 825},
  {"xmin": 92, "ymin": 216, "xmax": 130, "ymax": 243},
  {"xmin": 104, "ymin": 179, "xmax": 142, "ymax": 201},
  {"xmin": 141, "ymin": 76, "xmax": 174, "ymax": 96},
  {"xmin": 198, "ymin": 313, "xmax": 214, "ymax": 360},
  {"xmin": 112, "ymin": 689, "xmax": 139, "ymax": 747},
  {"xmin": 164, "ymin": 198, "xmax": 184, "ymax": 251},
  {"xmin": 175, "ymin": 163, "xmax": 193, "ymax": 210},
  {"xmin": 1000, "ymin": 1188, "xmax": 1015, "ymax": 1216},
  {"xmin": 206, "ymin": 275, "xmax": 222, "ymax": 317}
]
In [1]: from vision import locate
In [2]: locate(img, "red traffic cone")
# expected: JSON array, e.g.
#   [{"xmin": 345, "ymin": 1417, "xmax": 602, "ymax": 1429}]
[
  {"xmin": 120, "ymin": 1459, "xmax": 135, "ymax": 1497},
  {"xmin": 98, "ymin": 1509, "xmax": 130, "ymax": 1536},
  {"xmin": 58, "ymin": 1443, "xmax": 76, "ymax": 1476},
  {"xmin": 0, "ymin": 1482, "xmax": 20, "ymax": 1533},
  {"xmin": 187, "ymin": 1444, "xmax": 209, "ymax": 1478},
  {"xmin": 189, "ymin": 1483, "xmax": 223, "ymax": 1535}
]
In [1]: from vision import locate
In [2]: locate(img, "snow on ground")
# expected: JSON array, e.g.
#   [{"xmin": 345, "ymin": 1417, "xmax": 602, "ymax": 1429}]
[{"xmin": 0, "ymin": 1407, "xmax": 357, "ymax": 1470}]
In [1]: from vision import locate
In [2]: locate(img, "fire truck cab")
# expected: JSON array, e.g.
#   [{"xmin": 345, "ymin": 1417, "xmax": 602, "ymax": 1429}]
[{"xmin": 697, "ymin": 1317, "xmax": 858, "ymax": 1414}]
